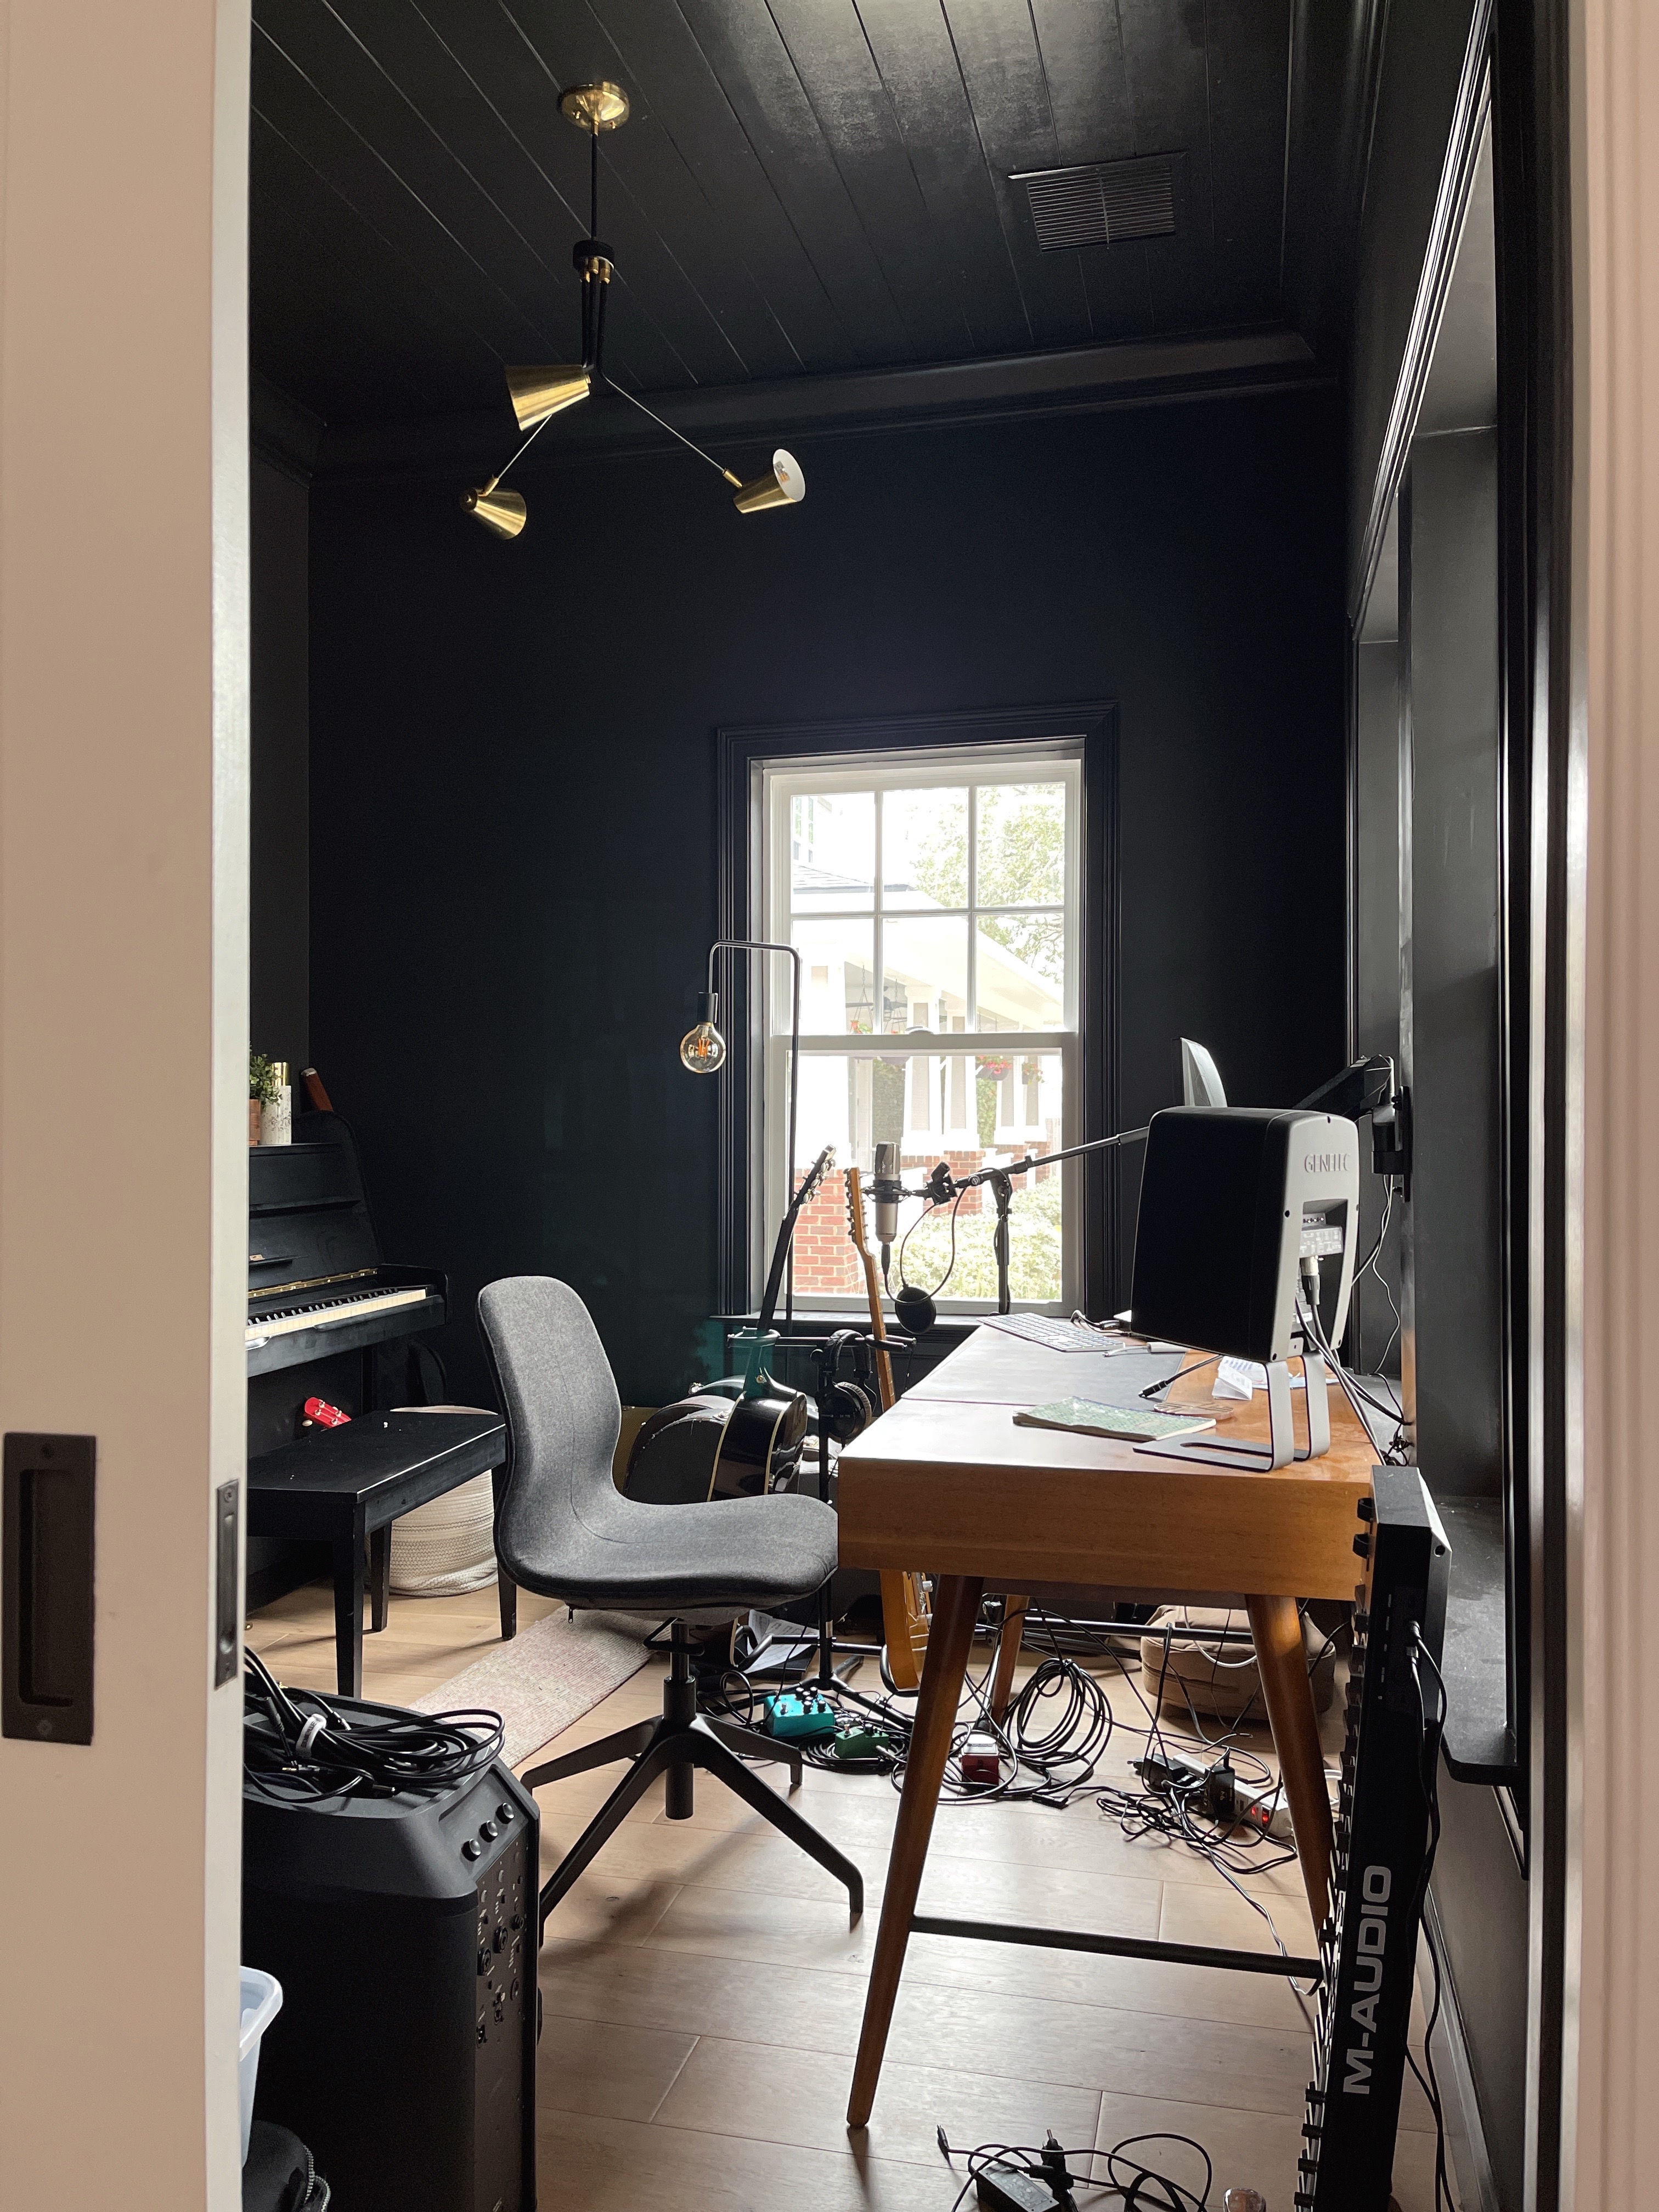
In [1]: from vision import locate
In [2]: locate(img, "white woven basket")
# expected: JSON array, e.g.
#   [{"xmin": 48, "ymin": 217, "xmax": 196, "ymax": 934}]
[{"xmin": 387, "ymin": 1469, "xmax": 498, "ymax": 1596}]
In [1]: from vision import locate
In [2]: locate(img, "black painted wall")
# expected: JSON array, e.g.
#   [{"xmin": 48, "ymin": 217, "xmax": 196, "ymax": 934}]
[
  {"xmin": 307, "ymin": 393, "xmax": 1345, "ymax": 1407},
  {"xmin": 250, "ymin": 454, "xmax": 310, "ymax": 1074}
]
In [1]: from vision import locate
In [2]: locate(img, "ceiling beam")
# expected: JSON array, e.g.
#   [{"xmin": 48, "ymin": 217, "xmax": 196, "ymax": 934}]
[{"xmin": 312, "ymin": 326, "xmax": 1327, "ymax": 484}]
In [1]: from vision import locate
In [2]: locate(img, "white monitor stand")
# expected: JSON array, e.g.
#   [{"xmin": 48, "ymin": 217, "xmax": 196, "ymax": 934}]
[{"xmin": 1136, "ymin": 1346, "xmax": 1331, "ymax": 1472}]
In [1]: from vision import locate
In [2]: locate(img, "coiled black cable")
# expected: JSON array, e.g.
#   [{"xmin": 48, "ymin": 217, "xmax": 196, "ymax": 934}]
[{"xmin": 243, "ymin": 1649, "xmax": 505, "ymax": 1804}]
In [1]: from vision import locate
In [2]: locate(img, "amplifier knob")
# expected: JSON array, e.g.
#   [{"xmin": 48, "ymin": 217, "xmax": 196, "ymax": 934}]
[
  {"xmin": 480, "ymin": 1820, "xmax": 499, "ymax": 1842},
  {"xmin": 463, "ymin": 1839, "xmax": 482, "ymax": 1860},
  {"xmin": 498, "ymin": 1802, "xmax": 515, "ymax": 1822}
]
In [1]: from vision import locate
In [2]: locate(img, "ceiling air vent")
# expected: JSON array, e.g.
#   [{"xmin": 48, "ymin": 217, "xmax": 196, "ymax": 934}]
[{"xmin": 1013, "ymin": 154, "xmax": 1180, "ymax": 253}]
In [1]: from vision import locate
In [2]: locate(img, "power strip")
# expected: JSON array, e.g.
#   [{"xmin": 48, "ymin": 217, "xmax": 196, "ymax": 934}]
[{"xmin": 1132, "ymin": 1748, "xmax": 1295, "ymax": 1839}]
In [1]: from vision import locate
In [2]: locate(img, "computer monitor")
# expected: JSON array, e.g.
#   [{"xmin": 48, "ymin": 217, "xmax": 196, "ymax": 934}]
[
  {"xmin": 1180, "ymin": 1039, "xmax": 1227, "ymax": 1109},
  {"xmin": 1129, "ymin": 1107, "xmax": 1361, "ymax": 1363}
]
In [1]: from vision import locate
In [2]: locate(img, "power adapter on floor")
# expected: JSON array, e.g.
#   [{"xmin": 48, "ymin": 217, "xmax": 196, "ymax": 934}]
[
  {"xmin": 1132, "ymin": 1746, "xmax": 1210, "ymax": 1797},
  {"xmin": 970, "ymin": 2132, "xmax": 1077, "ymax": 2211},
  {"xmin": 974, "ymin": 2164, "xmax": 1060, "ymax": 2212}
]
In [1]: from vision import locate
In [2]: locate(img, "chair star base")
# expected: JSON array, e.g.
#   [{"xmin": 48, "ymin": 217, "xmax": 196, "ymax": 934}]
[{"xmin": 523, "ymin": 1623, "xmax": 864, "ymax": 1931}]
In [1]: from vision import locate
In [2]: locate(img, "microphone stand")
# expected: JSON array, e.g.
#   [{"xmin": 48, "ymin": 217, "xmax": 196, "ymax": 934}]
[{"xmin": 883, "ymin": 1125, "xmax": 1149, "ymax": 1317}]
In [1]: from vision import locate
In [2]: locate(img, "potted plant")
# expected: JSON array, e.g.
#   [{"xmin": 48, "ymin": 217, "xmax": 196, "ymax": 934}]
[{"xmin": 249, "ymin": 1052, "xmax": 278, "ymax": 1146}]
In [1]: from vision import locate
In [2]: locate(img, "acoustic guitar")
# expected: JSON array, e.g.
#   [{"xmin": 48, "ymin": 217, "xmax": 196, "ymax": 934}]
[{"xmin": 845, "ymin": 1164, "xmax": 932, "ymax": 1692}]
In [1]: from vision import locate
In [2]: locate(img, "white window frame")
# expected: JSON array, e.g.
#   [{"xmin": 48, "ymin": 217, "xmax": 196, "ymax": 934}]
[{"xmin": 757, "ymin": 741, "xmax": 1085, "ymax": 1315}]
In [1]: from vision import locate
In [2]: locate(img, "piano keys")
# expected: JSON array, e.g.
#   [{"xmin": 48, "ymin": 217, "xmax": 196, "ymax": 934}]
[
  {"xmin": 247, "ymin": 1274, "xmax": 436, "ymax": 1349},
  {"xmin": 246, "ymin": 1119, "xmax": 446, "ymax": 1379}
]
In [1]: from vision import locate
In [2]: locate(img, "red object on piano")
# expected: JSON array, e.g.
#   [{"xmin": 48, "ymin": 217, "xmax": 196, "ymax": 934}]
[
  {"xmin": 302, "ymin": 1396, "xmax": 352, "ymax": 1429},
  {"xmin": 300, "ymin": 1066, "xmax": 334, "ymax": 1113}
]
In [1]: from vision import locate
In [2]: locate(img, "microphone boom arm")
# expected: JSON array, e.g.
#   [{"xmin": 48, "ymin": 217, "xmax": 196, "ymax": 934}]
[{"xmin": 874, "ymin": 1125, "xmax": 1150, "ymax": 1318}]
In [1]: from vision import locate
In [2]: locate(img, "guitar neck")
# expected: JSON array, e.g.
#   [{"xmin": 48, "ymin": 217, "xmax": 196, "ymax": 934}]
[
  {"xmin": 755, "ymin": 1149, "xmax": 833, "ymax": 1334},
  {"xmin": 846, "ymin": 1168, "xmax": 895, "ymax": 1410},
  {"xmin": 862, "ymin": 1262, "xmax": 896, "ymax": 1410}
]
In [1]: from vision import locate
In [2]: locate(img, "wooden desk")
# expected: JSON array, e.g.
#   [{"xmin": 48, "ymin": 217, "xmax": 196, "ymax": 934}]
[{"xmin": 835, "ymin": 1325, "xmax": 1374, "ymax": 2126}]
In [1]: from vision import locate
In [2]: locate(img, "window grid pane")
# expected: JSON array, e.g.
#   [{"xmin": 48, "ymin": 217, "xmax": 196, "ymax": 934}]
[{"xmin": 768, "ymin": 755, "xmax": 1080, "ymax": 1308}]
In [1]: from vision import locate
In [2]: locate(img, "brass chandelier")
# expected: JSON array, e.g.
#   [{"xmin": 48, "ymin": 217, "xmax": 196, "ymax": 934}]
[{"xmin": 464, "ymin": 82, "xmax": 805, "ymax": 539}]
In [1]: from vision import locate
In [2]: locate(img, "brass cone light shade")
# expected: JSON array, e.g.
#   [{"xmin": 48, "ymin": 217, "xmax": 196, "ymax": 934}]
[
  {"xmin": 461, "ymin": 480, "xmax": 528, "ymax": 539},
  {"xmin": 506, "ymin": 364, "xmax": 592, "ymax": 433},
  {"xmin": 733, "ymin": 449, "xmax": 806, "ymax": 515},
  {"xmin": 459, "ymin": 86, "xmax": 811, "ymax": 536}
]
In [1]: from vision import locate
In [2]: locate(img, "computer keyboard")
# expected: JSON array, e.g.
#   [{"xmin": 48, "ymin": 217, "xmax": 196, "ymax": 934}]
[{"xmin": 977, "ymin": 1312, "xmax": 1128, "ymax": 1353}]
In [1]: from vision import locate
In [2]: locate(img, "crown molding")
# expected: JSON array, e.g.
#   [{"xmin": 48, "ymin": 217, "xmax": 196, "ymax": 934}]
[
  {"xmin": 250, "ymin": 373, "xmax": 325, "ymax": 485},
  {"xmin": 309, "ymin": 326, "xmax": 1327, "ymax": 488}
]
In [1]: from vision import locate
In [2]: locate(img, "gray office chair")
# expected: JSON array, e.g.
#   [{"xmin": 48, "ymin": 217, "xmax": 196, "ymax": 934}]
[{"xmin": 477, "ymin": 1276, "xmax": 862, "ymax": 1931}]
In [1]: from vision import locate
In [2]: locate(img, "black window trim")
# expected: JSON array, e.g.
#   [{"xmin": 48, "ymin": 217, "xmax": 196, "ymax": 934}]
[{"xmin": 714, "ymin": 701, "xmax": 1120, "ymax": 1321}]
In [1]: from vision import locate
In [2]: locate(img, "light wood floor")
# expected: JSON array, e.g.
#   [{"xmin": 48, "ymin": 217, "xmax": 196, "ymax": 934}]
[{"xmin": 249, "ymin": 1585, "xmax": 1452, "ymax": 2211}]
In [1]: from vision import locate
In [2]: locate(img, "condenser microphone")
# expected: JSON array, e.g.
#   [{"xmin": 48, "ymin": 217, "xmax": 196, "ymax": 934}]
[{"xmin": 872, "ymin": 1141, "xmax": 901, "ymax": 1246}]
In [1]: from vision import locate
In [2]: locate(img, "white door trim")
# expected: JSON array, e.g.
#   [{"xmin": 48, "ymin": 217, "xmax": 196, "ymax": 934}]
[
  {"xmin": 0, "ymin": 2, "xmax": 251, "ymax": 2200},
  {"xmin": 1563, "ymin": 0, "xmax": 1659, "ymax": 2201}
]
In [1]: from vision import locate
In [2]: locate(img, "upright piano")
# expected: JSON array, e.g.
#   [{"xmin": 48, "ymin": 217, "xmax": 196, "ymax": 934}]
[
  {"xmin": 247, "ymin": 1113, "xmax": 445, "ymax": 1389},
  {"xmin": 246, "ymin": 1112, "xmax": 453, "ymax": 1620}
]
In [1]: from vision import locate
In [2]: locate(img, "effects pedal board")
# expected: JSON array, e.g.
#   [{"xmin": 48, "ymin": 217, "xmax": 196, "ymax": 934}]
[
  {"xmin": 763, "ymin": 1688, "xmax": 838, "ymax": 1741},
  {"xmin": 1296, "ymin": 1466, "xmax": 1449, "ymax": 2210}
]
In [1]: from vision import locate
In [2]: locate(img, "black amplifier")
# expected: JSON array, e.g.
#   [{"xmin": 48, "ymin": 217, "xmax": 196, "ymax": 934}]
[{"xmin": 242, "ymin": 1702, "xmax": 538, "ymax": 2212}]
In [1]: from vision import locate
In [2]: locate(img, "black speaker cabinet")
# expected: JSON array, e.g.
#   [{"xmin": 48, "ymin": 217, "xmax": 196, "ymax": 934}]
[{"xmin": 242, "ymin": 1705, "xmax": 538, "ymax": 2212}]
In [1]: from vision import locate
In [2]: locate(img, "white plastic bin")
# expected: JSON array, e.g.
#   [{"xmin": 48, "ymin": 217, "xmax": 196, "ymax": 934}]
[{"xmin": 239, "ymin": 1966, "xmax": 284, "ymax": 2165}]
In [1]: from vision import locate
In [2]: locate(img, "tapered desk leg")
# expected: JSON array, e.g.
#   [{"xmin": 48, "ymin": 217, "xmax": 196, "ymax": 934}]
[
  {"xmin": 989, "ymin": 1594, "xmax": 1029, "ymax": 1726},
  {"xmin": 1245, "ymin": 1592, "xmax": 1333, "ymax": 1929},
  {"xmin": 847, "ymin": 1573, "xmax": 983, "ymax": 2128}
]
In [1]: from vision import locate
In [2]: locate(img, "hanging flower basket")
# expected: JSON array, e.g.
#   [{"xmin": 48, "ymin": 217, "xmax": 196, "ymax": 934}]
[{"xmin": 976, "ymin": 1056, "xmax": 1013, "ymax": 1082}]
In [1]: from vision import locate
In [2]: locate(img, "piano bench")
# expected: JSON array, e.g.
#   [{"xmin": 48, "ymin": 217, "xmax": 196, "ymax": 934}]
[{"xmin": 247, "ymin": 1410, "xmax": 507, "ymax": 1698}]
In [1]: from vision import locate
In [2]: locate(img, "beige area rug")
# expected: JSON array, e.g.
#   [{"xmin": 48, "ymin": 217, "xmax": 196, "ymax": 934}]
[{"xmin": 413, "ymin": 1609, "xmax": 655, "ymax": 1768}]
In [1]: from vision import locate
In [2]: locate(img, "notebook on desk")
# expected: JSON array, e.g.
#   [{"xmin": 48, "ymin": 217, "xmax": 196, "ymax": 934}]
[{"xmin": 1013, "ymin": 1397, "xmax": 1217, "ymax": 1443}]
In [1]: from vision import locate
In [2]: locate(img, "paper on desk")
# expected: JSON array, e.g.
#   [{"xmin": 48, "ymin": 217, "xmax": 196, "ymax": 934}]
[{"xmin": 1215, "ymin": 1357, "xmax": 1312, "ymax": 1400}]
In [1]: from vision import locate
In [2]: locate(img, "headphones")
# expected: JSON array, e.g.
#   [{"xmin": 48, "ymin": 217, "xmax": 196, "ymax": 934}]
[{"xmin": 815, "ymin": 1330, "xmax": 878, "ymax": 1443}]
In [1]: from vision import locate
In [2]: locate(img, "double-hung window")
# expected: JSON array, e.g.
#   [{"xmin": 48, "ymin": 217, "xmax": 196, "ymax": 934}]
[{"xmin": 760, "ymin": 746, "xmax": 1082, "ymax": 1313}]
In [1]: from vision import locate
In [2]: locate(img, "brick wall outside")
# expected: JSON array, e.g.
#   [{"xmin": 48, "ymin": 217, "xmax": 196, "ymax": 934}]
[{"xmin": 789, "ymin": 1147, "xmax": 999, "ymax": 1295}]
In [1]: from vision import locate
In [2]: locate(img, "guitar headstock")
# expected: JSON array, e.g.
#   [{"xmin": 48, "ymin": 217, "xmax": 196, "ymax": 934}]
[
  {"xmin": 845, "ymin": 1165, "xmax": 872, "ymax": 1261},
  {"xmin": 796, "ymin": 1143, "xmax": 835, "ymax": 1209}
]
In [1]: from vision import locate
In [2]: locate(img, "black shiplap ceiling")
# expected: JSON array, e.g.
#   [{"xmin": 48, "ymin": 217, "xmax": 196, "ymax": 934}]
[{"xmin": 250, "ymin": 1, "xmax": 1300, "ymax": 429}]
